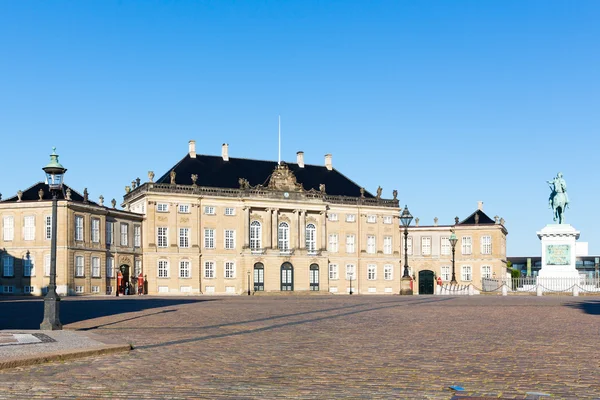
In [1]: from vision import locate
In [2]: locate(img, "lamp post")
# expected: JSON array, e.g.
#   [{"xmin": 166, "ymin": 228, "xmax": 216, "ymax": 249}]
[
  {"xmin": 40, "ymin": 147, "xmax": 66, "ymax": 331},
  {"xmin": 347, "ymin": 272, "xmax": 353, "ymax": 295},
  {"xmin": 449, "ymin": 230, "xmax": 458, "ymax": 285},
  {"xmin": 400, "ymin": 205, "xmax": 413, "ymax": 295},
  {"xmin": 247, "ymin": 271, "xmax": 251, "ymax": 296}
]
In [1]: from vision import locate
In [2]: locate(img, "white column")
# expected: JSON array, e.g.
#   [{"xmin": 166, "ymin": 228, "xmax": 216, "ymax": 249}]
[
  {"xmin": 300, "ymin": 211, "xmax": 306, "ymax": 249},
  {"xmin": 320, "ymin": 211, "xmax": 327, "ymax": 251},
  {"xmin": 266, "ymin": 208, "xmax": 272, "ymax": 249},
  {"xmin": 244, "ymin": 207, "xmax": 250, "ymax": 248},
  {"xmin": 272, "ymin": 209, "xmax": 279, "ymax": 249},
  {"xmin": 292, "ymin": 210, "xmax": 299, "ymax": 250}
]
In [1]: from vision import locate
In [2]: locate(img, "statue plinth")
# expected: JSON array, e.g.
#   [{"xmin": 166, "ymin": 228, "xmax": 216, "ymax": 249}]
[{"xmin": 536, "ymin": 224, "xmax": 580, "ymax": 279}]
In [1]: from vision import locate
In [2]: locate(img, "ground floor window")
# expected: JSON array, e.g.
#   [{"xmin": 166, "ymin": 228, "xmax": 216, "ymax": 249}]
[
  {"xmin": 254, "ymin": 263, "xmax": 264, "ymax": 291},
  {"xmin": 309, "ymin": 264, "xmax": 319, "ymax": 291}
]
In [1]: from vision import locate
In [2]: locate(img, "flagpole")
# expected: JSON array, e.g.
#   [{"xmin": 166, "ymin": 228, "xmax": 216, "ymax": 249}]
[{"xmin": 278, "ymin": 115, "xmax": 281, "ymax": 165}]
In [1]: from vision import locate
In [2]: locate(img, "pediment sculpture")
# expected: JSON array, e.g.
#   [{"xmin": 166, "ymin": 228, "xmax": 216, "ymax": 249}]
[{"xmin": 267, "ymin": 163, "xmax": 303, "ymax": 192}]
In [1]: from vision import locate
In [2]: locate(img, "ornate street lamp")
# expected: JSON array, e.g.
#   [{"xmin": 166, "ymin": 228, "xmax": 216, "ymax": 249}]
[
  {"xmin": 449, "ymin": 230, "xmax": 458, "ymax": 285},
  {"xmin": 40, "ymin": 147, "xmax": 66, "ymax": 330},
  {"xmin": 347, "ymin": 272, "xmax": 353, "ymax": 295},
  {"xmin": 400, "ymin": 205, "xmax": 413, "ymax": 295},
  {"xmin": 247, "ymin": 271, "xmax": 251, "ymax": 296}
]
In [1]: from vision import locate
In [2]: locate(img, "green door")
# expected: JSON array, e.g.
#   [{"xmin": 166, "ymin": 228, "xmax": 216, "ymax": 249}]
[
  {"xmin": 281, "ymin": 263, "xmax": 293, "ymax": 291},
  {"xmin": 418, "ymin": 270, "xmax": 434, "ymax": 295}
]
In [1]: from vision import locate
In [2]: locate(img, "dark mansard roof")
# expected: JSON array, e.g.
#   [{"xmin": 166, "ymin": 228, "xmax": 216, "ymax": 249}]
[
  {"xmin": 1, "ymin": 182, "xmax": 99, "ymax": 205},
  {"xmin": 458, "ymin": 209, "xmax": 496, "ymax": 225}
]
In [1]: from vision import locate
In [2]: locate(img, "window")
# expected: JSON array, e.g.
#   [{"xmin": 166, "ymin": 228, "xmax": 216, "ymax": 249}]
[
  {"xmin": 250, "ymin": 221, "xmax": 262, "ymax": 250},
  {"xmin": 134, "ymin": 225, "xmax": 141, "ymax": 247},
  {"xmin": 328, "ymin": 213, "xmax": 338, "ymax": 222},
  {"xmin": 204, "ymin": 229, "xmax": 215, "ymax": 249},
  {"xmin": 44, "ymin": 254, "xmax": 51, "ymax": 276},
  {"xmin": 120, "ymin": 223, "xmax": 129, "ymax": 246},
  {"xmin": 384, "ymin": 236, "xmax": 392, "ymax": 255},
  {"xmin": 346, "ymin": 235, "xmax": 355, "ymax": 253},
  {"xmin": 225, "ymin": 262, "xmax": 235, "ymax": 278},
  {"xmin": 75, "ymin": 286, "xmax": 84, "ymax": 294},
  {"xmin": 481, "ymin": 236, "xmax": 492, "ymax": 255},
  {"xmin": 204, "ymin": 261, "xmax": 215, "ymax": 279},
  {"xmin": 24, "ymin": 216, "xmax": 35, "ymax": 241},
  {"xmin": 3, "ymin": 286, "xmax": 14, "ymax": 294},
  {"xmin": 134, "ymin": 259, "xmax": 142, "ymax": 277},
  {"xmin": 106, "ymin": 257, "xmax": 114, "ymax": 278},
  {"xmin": 91, "ymin": 257, "xmax": 100, "ymax": 277},
  {"xmin": 421, "ymin": 237, "xmax": 431, "ymax": 256},
  {"xmin": 91, "ymin": 218, "xmax": 100, "ymax": 243},
  {"xmin": 24, "ymin": 286, "xmax": 35, "ymax": 294},
  {"xmin": 75, "ymin": 256, "xmax": 84, "ymax": 277},
  {"xmin": 305, "ymin": 224, "xmax": 316, "ymax": 252},
  {"xmin": 225, "ymin": 230, "xmax": 236, "ymax": 250},
  {"xmin": 179, "ymin": 260, "xmax": 191, "ymax": 278},
  {"xmin": 158, "ymin": 260, "xmax": 169, "ymax": 278},
  {"xmin": 440, "ymin": 236, "xmax": 450, "ymax": 256},
  {"xmin": 383, "ymin": 216, "xmax": 393, "ymax": 224},
  {"xmin": 481, "ymin": 265, "xmax": 492, "ymax": 279},
  {"xmin": 384, "ymin": 264, "xmax": 393, "ymax": 280},
  {"xmin": 345, "ymin": 214, "xmax": 356, "ymax": 222},
  {"xmin": 225, "ymin": 207, "xmax": 235, "ymax": 216},
  {"xmin": 157, "ymin": 203, "xmax": 168, "ymax": 212},
  {"xmin": 461, "ymin": 265, "xmax": 472, "ymax": 281},
  {"xmin": 441, "ymin": 266, "xmax": 451, "ymax": 281},
  {"xmin": 91, "ymin": 286, "xmax": 100, "ymax": 293},
  {"xmin": 74, "ymin": 216, "xmax": 84, "ymax": 241},
  {"xmin": 278, "ymin": 222, "xmax": 290, "ymax": 251},
  {"xmin": 3, "ymin": 216, "xmax": 14, "ymax": 241},
  {"xmin": 346, "ymin": 264, "xmax": 356, "ymax": 280},
  {"xmin": 367, "ymin": 235, "xmax": 376, "ymax": 254},
  {"xmin": 179, "ymin": 228, "xmax": 190, "ymax": 248},
  {"xmin": 23, "ymin": 255, "xmax": 34, "ymax": 277},
  {"xmin": 367, "ymin": 264, "xmax": 377, "ymax": 280},
  {"xmin": 462, "ymin": 236, "xmax": 472, "ymax": 255},
  {"xmin": 367, "ymin": 215, "xmax": 376, "ymax": 223},
  {"xmin": 45, "ymin": 216, "xmax": 52, "ymax": 240},
  {"xmin": 157, "ymin": 227, "xmax": 168, "ymax": 248},
  {"xmin": 328, "ymin": 234, "xmax": 338, "ymax": 253},
  {"xmin": 329, "ymin": 264, "xmax": 339, "ymax": 280},
  {"xmin": 405, "ymin": 236, "xmax": 413, "ymax": 255},
  {"xmin": 204, "ymin": 206, "xmax": 215, "ymax": 215},
  {"xmin": 178, "ymin": 204, "xmax": 190, "ymax": 213},
  {"xmin": 106, "ymin": 222, "xmax": 115, "ymax": 245}
]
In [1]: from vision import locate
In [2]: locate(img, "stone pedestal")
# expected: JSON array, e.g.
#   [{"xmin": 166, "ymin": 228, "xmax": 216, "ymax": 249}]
[
  {"xmin": 536, "ymin": 224, "xmax": 580, "ymax": 278},
  {"xmin": 400, "ymin": 276, "xmax": 413, "ymax": 295}
]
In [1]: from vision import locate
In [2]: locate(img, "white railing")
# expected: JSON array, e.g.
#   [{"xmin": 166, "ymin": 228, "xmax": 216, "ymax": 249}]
[{"xmin": 479, "ymin": 276, "xmax": 600, "ymax": 295}]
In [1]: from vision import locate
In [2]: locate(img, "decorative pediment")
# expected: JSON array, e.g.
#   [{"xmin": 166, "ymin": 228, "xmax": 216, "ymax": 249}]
[{"xmin": 267, "ymin": 163, "xmax": 303, "ymax": 192}]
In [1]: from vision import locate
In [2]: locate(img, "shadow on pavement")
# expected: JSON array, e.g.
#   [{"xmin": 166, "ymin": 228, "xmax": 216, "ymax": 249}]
[
  {"xmin": 0, "ymin": 297, "xmax": 216, "ymax": 330},
  {"xmin": 564, "ymin": 300, "xmax": 600, "ymax": 315}
]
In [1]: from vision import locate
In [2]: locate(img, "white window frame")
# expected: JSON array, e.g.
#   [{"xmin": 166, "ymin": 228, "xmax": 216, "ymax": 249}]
[
  {"xmin": 328, "ymin": 213, "xmax": 338, "ymax": 222},
  {"xmin": 383, "ymin": 216, "xmax": 393, "ymax": 224},
  {"xmin": 3, "ymin": 216, "xmax": 14, "ymax": 241},
  {"xmin": 367, "ymin": 264, "xmax": 377, "ymax": 280},
  {"xmin": 158, "ymin": 260, "xmax": 169, "ymax": 278},
  {"xmin": 250, "ymin": 221, "xmax": 262, "ymax": 250},
  {"xmin": 91, "ymin": 218, "xmax": 100, "ymax": 243},
  {"xmin": 91, "ymin": 286, "xmax": 100, "ymax": 293},
  {"xmin": 24, "ymin": 285, "xmax": 35, "ymax": 294},
  {"xmin": 204, "ymin": 228, "xmax": 215, "ymax": 249},
  {"xmin": 157, "ymin": 203, "xmax": 169, "ymax": 212},
  {"xmin": 225, "ymin": 207, "xmax": 235, "ymax": 216},
  {"xmin": 462, "ymin": 236, "xmax": 472, "ymax": 255},
  {"xmin": 440, "ymin": 236, "xmax": 450, "ymax": 256},
  {"xmin": 278, "ymin": 222, "xmax": 290, "ymax": 251},
  {"xmin": 120, "ymin": 223, "xmax": 129, "ymax": 246},
  {"xmin": 225, "ymin": 229, "xmax": 236, "ymax": 250},
  {"xmin": 23, "ymin": 255, "xmax": 34, "ymax": 277},
  {"xmin": 75, "ymin": 286, "xmax": 84, "ymax": 294},
  {"xmin": 75, "ymin": 255, "xmax": 85, "ymax": 277},
  {"xmin": 405, "ymin": 236, "xmax": 413, "ymax": 256},
  {"xmin": 134, "ymin": 259, "xmax": 142, "ymax": 277},
  {"xmin": 345, "ymin": 214, "xmax": 356, "ymax": 222},
  {"xmin": 421, "ymin": 237, "xmax": 431, "ymax": 256},
  {"xmin": 134, "ymin": 225, "xmax": 141, "ymax": 247},
  {"xmin": 461, "ymin": 265, "xmax": 472, "ymax": 281},
  {"xmin": 24, "ymin": 215, "xmax": 35, "ymax": 241},
  {"xmin": 441, "ymin": 266, "xmax": 451, "ymax": 281},
  {"xmin": 367, "ymin": 215, "xmax": 376, "ymax": 223},
  {"xmin": 481, "ymin": 265, "xmax": 492, "ymax": 279},
  {"xmin": 178, "ymin": 204, "xmax": 190, "ymax": 214},
  {"xmin": 384, "ymin": 264, "xmax": 393, "ymax": 280},
  {"xmin": 179, "ymin": 260, "xmax": 191, "ymax": 278},
  {"xmin": 75, "ymin": 216, "xmax": 84, "ymax": 241},
  {"xmin": 204, "ymin": 206, "xmax": 216, "ymax": 215},
  {"xmin": 45, "ymin": 215, "xmax": 52, "ymax": 240},
  {"xmin": 106, "ymin": 257, "xmax": 114, "ymax": 278},
  {"xmin": 328, "ymin": 234, "xmax": 339, "ymax": 253},
  {"xmin": 383, "ymin": 236, "xmax": 392, "ymax": 255},
  {"xmin": 204, "ymin": 261, "xmax": 215, "ymax": 279},
  {"xmin": 179, "ymin": 228, "xmax": 190, "ymax": 248},
  {"xmin": 106, "ymin": 222, "xmax": 114, "ymax": 245},
  {"xmin": 225, "ymin": 261, "xmax": 236, "ymax": 279},
  {"xmin": 44, "ymin": 254, "xmax": 51, "ymax": 276},
  {"xmin": 481, "ymin": 236, "xmax": 492, "ymax": 255},
  {"xmin": 345, "ymin": 264, "xmax": 356, "ymax": 280},
  {"xmin": 91, "ymin": 257, "xmax": 101, "ymax": 277},
  {"xmin": 157, "ymin": 227, "xmax": 168, "ymax": 248},
  {"xmin": 346, "ymin": 234, "xmax": 355, "ymax": 254},
  {"xmin": 329, "ymin": 264, "xmax": 339, "ymax": 280},
  {"xmin": 305, "ymin": 224, "xmax": 316, "ymax": 252},
  {"xmin": 367, "ymin": 235, "xmax": 376, "ymax": 254}
]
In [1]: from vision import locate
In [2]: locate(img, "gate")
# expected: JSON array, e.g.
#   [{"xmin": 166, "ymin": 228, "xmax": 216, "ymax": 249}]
[{"xmin": 419, "ymin": 270, "xmax": 434, "ymax": 295}]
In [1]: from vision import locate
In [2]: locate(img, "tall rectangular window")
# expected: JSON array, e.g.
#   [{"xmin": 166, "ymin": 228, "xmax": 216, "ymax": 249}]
[
  {"xmin": 91, "ymin": 257, "xmax": 100, "ymax": 277},
  {"xmin": 91, "ymin": 218, "xmax": 100, "ymax": 243},
  {"xmin": 75, "ymin": 256, "xmax": 84, "ymax": 277},
  {"xmin": 440, "ymin": 236, "xmax": 450, "ymax": 256},
  {"xmin": 3, "ymin": 216, "xmax": 14, "ymax": 241},
  {"xmin": 346, "ymin": 235, "xmax": 355, "ymax": 253},
  {"xmin": 481, "ymin": 236, "xmax": 492, "ymax": 255},
  {"xmin": 367, "ymin": 264, "xmax": 377, "ymax": 280},
  {"xmin": 225, "ymin": 262, "xmax": 235, "ymax": 278},
  {"xmin": 462, "ymin": 236, "xmax": 472, "ymax": 255},
  {"xmin": 179, "ymin": 228, "xmax": 190, "ymax": 248},
  {"xmin": 134, "ymin": 259, "xmax": 142, "ymax": 277},
  {"xmin": 345, "ymin": 264, "xmax": 356, "ymax": 280},
  {"xmin": 461, "ymin": 265, "xmax": 472, "ymax": 281},
  {"xmin": 106, "ymin": 257, "xmax": 114, "ymax": 278},
  {"xmin": 204, "ymin": 229, "xmax": 215, "ymax": 249},
  {"xmin": 225, "ymin": 230, "xmax": 235, "ymax": 250},
  {"xmin": 179, "ymin": 260, "xmax": 191, "ymax": 278},
  {"xmin": 329, "ymin": 264, "xmax": 338, "ymax": 280},
  {"xmin": 367, "ymin": 236, "xmax": 376, "ymax": 254},
  {"xmin": 44, "ymin": 255, "xmax": 51, "ymax": 276},
  {"xmin": 23, "ymin": 256, "xmax": 34, "ymax": 277},
  {"xmin": 441, "ymin": 266, "xmax": 451, "ymax": 281},
  {"xmin": 481, "ymin": 265, "xmax": 492, "ymax": 279},
  {"xmin": 134, "ymin": 225, "xmax": 141, "ymax": 247},
  {"xmin": 204, "ymin": 261, "xmax": 215, "ymax": 278},
  {"xmin": 328, "ymin": 234, "xmax": 338, "ymax": 253},
  {"xmin": 120, "ymin": 223, "xmax": 129, "ymax": 246},
  {"xmin": 250, "ymin": 221, "xmax": 262, "ymax": 250},
  {"xmin": 405, "ymin": 236, "xmax": 413, "ymax": 255},
  {"xmin": 24, "ymin": 216, "xmax": 35, "ymax": 241},
  {"xmin": 158, "ymin": 260, "xmax": 169, "ymax": 278},
  {"xmin": 157, "ymin": 227, "xmax": 168, "ymax": 248},
  {"xmin": 421, "ymin": 237, "xmax": 431, "ymax": 256},
  {"xmin": 45, "ymin": 216, "xmax": 52, "ymax": 240},
  {"xmin": 75, "ymin": 216, "xmax": 84, "ymax": 241},
  {"xmin": 2, "ymin": 255, "xmax": 14, "ymax": 277},
  {"xmin": 384, "ymin": 264, "xmax": 393, "ymax": 280},
  {"xmin": 106, "ymin": 222, "xmax": 114, "ymax": 245},
  {"xmin": 383, "ymin": 236, "xmax": 392, "ymax": 255}
]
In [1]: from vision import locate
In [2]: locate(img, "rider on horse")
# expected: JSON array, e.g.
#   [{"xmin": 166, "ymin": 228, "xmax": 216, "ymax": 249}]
[{"xmin": 547, "ymin": 172, "xmax": 569, "ymax": 223}]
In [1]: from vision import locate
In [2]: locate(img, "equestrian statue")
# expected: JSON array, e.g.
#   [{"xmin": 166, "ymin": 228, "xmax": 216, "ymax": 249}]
[{"xmin": 547, "ymin": 172, "xmax": 569, "ymax": 224}]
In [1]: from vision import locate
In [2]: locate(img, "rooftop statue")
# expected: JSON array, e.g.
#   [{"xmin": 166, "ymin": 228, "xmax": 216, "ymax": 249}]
[{"xmin": 547, "ymin": 172, "xmax": 569, "ymax": 224}]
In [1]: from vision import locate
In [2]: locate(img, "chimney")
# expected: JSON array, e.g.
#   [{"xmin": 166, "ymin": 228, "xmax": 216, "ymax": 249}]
[
  {"xmin": 325, "ymin": 154, "xmax": 332, "ymax": 171},
  {"xmin": 478, "ymin": 201, "xmax": 484, "ymax": 211},
  {"xmin": 297, "ymin": 151, "xmax": 305, "ymax": 168},
  {"xmin": 189, "ymin": 140, "xmax": 196, "ymax": 158},
  {"xmin": 222, "ymin": 143, "xmax": 229, "ymax": 161}
]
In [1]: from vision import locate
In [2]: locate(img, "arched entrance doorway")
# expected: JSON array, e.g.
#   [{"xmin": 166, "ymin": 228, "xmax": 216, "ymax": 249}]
[
  {"xmin": 418, "ymin": 270, "xmax": 434, "ymax": 295},
  {"xmin": 281, "ymin": 262, "xmax": 293, "ymax": 291},
  {"xmin": 254, "ymin": 263, "xmax": 264, "ymax": 292},
  {"xmin": 309, "ymin": 264, "xmax": 319, "ymax": 291},
  {"xmin": 119, "ymin": 264, "xmax": 131, "ymax": 295}
]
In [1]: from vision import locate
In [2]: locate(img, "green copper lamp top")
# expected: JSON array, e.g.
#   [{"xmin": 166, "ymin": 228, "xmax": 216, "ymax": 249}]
[{"xmin": 43, "ymin": 147, "xmax": 66, "ymax": 172}]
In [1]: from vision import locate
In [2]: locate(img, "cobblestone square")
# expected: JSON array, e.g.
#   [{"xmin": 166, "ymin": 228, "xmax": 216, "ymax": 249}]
[{"xmin": 0, "ymin": 295, "xmax": 599, "ymax": 399}]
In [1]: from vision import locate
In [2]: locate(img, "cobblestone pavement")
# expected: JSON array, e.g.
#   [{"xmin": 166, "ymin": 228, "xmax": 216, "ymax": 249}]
[{"xmin": 0, "ymin": 295, "xmax": 599, "ymax": 399}]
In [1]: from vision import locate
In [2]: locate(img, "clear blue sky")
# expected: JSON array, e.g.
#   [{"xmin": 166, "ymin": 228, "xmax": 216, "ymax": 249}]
[{"xmin": 1, "ymin": 1, "xmax": 599, "ymax": 256}]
